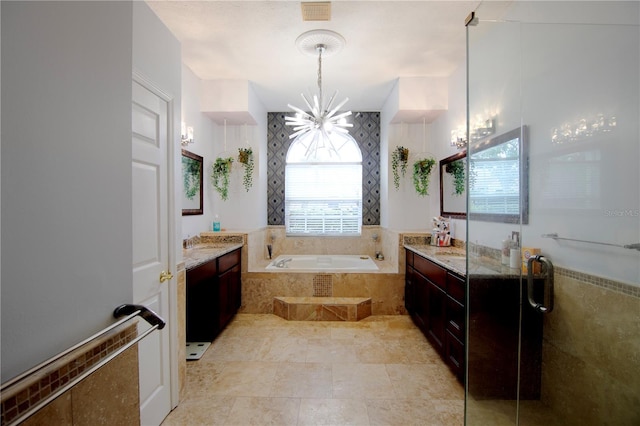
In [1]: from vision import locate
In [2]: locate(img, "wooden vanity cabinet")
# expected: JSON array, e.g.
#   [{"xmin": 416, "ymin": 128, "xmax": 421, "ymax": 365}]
[
  {"xmin": 186, "ymin": 248, "xmax": 241, "ymax": 342},
  {"xmin": 405, "ymin": 249, "xmax": 466, "ymax": 382},
  {"xmin": 186, "ymin": 258, "xmax": 218, "ymax": 342},
  {"xmin": 445, "ymin": 272, "xmax": 465, "ymax": 381},
  {"xmin": 217, "ymin": 249, "xmax": 241, "ymax": 332}
]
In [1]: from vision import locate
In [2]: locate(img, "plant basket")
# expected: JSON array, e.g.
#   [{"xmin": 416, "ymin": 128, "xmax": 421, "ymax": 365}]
[
  {"xmin": 412, "ymin": 157, "xmax": 436, "ymax": 196},
  {"xmin": 237, "ymin": 147, "xmax": 254, "ymax": 191},
  {"xmin": 211, "ymin": 157, "xmax": 234, "ymax": 201},
  {"xmin": 391, "ymin": 146, "xmax": 410, "ymax": 190}
]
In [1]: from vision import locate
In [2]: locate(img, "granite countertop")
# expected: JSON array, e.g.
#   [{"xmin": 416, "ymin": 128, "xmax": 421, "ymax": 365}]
[
  {"xmin": 182, "ymin": 243, "xmax": 243, "ymax": 270},
  {"xmin": 404, "ymin": 244, "xmax": 523, "ymax": 278}
]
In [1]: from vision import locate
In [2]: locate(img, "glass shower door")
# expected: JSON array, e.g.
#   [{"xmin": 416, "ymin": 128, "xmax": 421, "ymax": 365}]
[{"xmin": 466, "ymin": 2, "xmax": 639, "ymax": 425}]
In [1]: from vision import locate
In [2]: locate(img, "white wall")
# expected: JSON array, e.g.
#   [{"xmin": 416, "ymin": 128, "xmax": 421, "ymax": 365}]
[
  {"xmin": 181, "ymin": 65, "xmax": 217, "ymax": 237},
  {"xmin": 467, "ymin": 1, "xmax": 639, "ymax": 285},
  {"xmin": 208, "ymin": 115, "xmax": 268, "ymax": 231},
  {"xmin": 429, "ymin": 62, "xmax": 468, "ymax": 241},
  {"xmin": 381, "ymin": 75, "xmax": 468, "ymax": 236},
  {"xmin": 385, "ymin": 122, "xmax": 437, "ymax": 231},
  {"xmin": 180, "ymin": 73, "xmax": 268, "ymax": 235},
  {"xmin": 1, "ymin": 1, "xmax": 134, "ymax": 381},
  {"xmin": 0, "ymin": 0, "xmax": 182, "ymax": 383}
]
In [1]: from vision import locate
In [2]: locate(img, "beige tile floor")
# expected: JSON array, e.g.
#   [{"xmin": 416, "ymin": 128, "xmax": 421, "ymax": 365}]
[{"xmin": 162, "ymin": 314, "xmax": 464, "ymax": 426}]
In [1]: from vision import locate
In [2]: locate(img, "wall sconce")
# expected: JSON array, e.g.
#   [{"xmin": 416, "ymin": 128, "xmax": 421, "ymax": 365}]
[
  {"xmin": 450, "ymin": 127, "xmax": 467, "ymax": 149},
  {"xmin": 181, "ymin": 122, "xmax": 194, "ymax": 146},
  {"xmin": 450, "ymin": 117, "xmax": 496, "ymax": 150},
  {"xmin": 551, "ymin": 113, "xmax": 616, "ymax": 145},
  {"xmin": 470, "ymin": 117, "xmax": 495, "ymax": 142}
]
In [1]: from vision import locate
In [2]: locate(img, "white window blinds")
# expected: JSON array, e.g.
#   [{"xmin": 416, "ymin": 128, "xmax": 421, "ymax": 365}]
[
  {"xmin": 469, "ymin": 157, "xmax": 520, "ymax": 214},
  {"xmin": 285, "ymin": 163, "xmax": 362, "ymax": 235}
]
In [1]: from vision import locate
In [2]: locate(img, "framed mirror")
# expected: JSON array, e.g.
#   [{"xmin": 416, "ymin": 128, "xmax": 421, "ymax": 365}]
[
  {"xmin": 181, "ymin": 149, "xmax": 203, "ymax": 216},
  {"xmin": 468, "ymin": 126, "xmax": 529, "ymax": 224},
  {"xmin": 440, "ymin": 151, "xmax": 467, "ymax": 218}
]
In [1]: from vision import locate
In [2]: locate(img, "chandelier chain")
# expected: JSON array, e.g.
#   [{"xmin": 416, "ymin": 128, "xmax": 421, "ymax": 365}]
[{"xmin": 317, "ymin": 48, "xmax": 323, "ymax": 112}]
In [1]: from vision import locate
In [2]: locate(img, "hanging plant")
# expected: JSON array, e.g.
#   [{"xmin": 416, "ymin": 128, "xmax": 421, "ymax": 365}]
[
  {"xmin": 446, "ymin": 160, "xmax": 466, "ymax": 195},
  {"xmin": 211, "ymin": 157, "xmax": 234, "ymax": 201},
  {"xmin": 391, "ymin": 146, "xmax": 410, "ymax": 190},
  {"xmin": 412, "ymin": 157, "xmax": 436, "ymax": 196},
  {"xmin": 237, "ymin": 147, "xmax": 254, "ymax": 192}
]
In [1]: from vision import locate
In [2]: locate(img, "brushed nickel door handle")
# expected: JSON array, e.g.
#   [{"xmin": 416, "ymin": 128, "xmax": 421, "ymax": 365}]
[
  {"xmin": 159, "ymin": 270, "xmax": 173, "ymax": 283},
  {"xmin": 527, "ymin": 255, "xmax": 554, "ymax": 313}
]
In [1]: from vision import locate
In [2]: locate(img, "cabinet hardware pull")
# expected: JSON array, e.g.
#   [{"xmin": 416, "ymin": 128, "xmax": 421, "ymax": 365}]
[{"xmin": 159, "ymin": 270, "xmax": 174, "ymax": 283}]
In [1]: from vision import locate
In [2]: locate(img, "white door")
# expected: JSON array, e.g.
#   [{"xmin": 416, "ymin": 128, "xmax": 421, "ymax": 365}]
[{"xmin": 132, "ymin": 78, "xmax": 172, "ymax": 425}]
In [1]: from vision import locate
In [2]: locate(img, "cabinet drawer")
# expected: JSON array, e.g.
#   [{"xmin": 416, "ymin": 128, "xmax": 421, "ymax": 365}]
[
  {"xmin": 446, "ymin": 296, "xmax": 465, "ymax": 341},
  {"xmin": 218, "ymin": 248, "xmax": 241, "ymax": 273},
  {"xmin": 187, "ymin": 258, "xmax": 217, "ymax": 285},
  {"xmin": 414, "ymin": 254, "xmax": 446, "ymax": 290},
  {"xmin": 447, "ymin": 272, "xmax": 465, "ymax": 304},
  {"xmin": 445, "ymin": 330, "xmax": 465, "ymax": 382},
  {"xmin": 405, "ymin": 249, "xmax": 414, "ymax": 267}
]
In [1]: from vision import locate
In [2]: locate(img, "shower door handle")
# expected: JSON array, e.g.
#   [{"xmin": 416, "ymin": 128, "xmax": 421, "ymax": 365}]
[{"xmin": 527, "ymin": 255, "xmax": 554, "ymax": 313}]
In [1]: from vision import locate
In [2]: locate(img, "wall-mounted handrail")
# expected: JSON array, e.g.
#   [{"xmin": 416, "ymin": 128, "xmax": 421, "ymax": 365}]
[
  {"xmin": 1, "ymin": 304, "xmax": 165, "ymax": 426},
  {"xmin": 542, "ymin": 233, "xmax": 640, "ymax": 251}
]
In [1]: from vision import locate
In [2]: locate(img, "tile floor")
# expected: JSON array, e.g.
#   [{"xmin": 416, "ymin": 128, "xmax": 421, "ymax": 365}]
[{"xmin": 162, "ymin": 314, "xmax": 464, "ymax": 425}]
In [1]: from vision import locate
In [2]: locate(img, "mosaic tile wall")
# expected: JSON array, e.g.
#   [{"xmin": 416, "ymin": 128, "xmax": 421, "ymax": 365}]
[
  {"xmin": 267, "ymin": 112, "xmax": 381, "ymax": 226},
  {"xmin": 1, "ymin": 324, "xmax": 138, "ymax": 425}
]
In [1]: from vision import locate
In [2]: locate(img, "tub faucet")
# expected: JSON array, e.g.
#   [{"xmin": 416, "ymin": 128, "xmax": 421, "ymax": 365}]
[{"xmin": 273, "ymin": 258, "xmax": 292, "ymax": 268}]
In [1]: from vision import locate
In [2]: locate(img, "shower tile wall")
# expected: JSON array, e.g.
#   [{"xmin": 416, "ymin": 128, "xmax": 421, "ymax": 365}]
[
  {"xmin": 267, "ymin": 112, "xmax": 380, "ymax": 226},
  {"xmin": 542, "ymin": 271, "xmax": 640, "ymax": 425}
]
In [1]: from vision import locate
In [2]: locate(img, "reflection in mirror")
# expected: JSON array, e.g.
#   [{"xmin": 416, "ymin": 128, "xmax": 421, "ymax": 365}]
[
  {"xmin": 440, "ymin": 151, "xmax": 467, "ymax": 218},
  {"xmin": 182, "ymin": 149, "xmax": 203, "ymax": 216},
  {"xmin": 469, "ymin": 126, "xmax": 528, "ymax": 224}
]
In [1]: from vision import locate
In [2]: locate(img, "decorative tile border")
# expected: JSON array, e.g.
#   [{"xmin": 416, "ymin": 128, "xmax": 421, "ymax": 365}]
[
  {"xmin": 1, "ymin": 323, "xmax": 137, "ymax": 425},
  {"xmin": 555, "ymin": 266, "xmax": 640, "ymax": 298},
  {"xmin": 400, "ymin": 233, "xmax": 638, "ymax": 299}
]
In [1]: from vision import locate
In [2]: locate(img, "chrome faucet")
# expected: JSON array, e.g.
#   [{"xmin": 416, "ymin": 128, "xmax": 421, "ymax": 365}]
[{"xmin": 273, "ymin": 258, "xmax": 292, "ymax": 268}]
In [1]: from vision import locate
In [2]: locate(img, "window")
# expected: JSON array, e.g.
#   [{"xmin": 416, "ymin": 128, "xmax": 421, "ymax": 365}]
[
  {"xmin": 470, "ymin": 135, "xmax": 522, "ymax": 215},
  {"xmin": 285, "ymin": 131, "xmax": 362, "ymax": 235}
]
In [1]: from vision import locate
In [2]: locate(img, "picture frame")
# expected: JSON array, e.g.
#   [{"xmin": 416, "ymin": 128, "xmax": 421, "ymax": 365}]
[{"xmin": 181, "ymin": 149, "xmax": 203, "ymax": 215}]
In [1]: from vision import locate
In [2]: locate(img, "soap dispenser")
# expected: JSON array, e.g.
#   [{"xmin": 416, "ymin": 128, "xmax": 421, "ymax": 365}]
[
  {"xmin": 501, "ymin": 235, "xmax": 511, "ymax": 265},
  {"xmin": 509, "ymin": 232, "xmax": 521, "ymax": 269}
]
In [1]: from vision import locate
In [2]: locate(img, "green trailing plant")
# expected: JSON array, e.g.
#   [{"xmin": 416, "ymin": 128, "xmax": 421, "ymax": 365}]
[
  {"xmin": 446, "ymin": 160, "xmax": 466, "ymax": 195},
  {"xmin": 412, "ymin": 157, "xmax": 436, "ymax": 196},
  {"xmin": 237, "ymin": 147, "xmax": 254, "ymax": 192},
  {"xmin": 182, "ymin": 156, "xmax": 201, "ymax": 200},
  {"xmin": 391, "ymin": 146, "xmax": 409, "ymax": 190},
  {"xmin": 211, "ymin": 156, "xmax": 234, "ymax": 201}
]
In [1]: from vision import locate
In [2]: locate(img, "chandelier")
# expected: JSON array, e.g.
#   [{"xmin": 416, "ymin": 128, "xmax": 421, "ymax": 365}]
[{"xmin": 285, "ymin": 30, "xmax": 352, "ymax": 160}]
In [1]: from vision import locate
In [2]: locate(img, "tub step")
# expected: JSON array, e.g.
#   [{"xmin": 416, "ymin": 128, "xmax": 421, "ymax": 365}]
[{"xmin": 273, "ymin": 296, "xmax": 372, "ymax": 321}]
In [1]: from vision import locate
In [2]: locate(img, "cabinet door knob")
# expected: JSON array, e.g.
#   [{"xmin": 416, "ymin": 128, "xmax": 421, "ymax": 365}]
[{"xmin": 159, "ymin": 270, "xmax": 174, "ymax": 283}]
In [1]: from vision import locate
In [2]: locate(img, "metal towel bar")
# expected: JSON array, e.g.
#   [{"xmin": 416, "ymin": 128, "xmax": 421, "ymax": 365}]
[
  {"xmin": 1, "ymin": 304, "xmax": 165, "ymax": 426},
  {"xmin": 542, "ymin": 233, "xmax": 640, "ymax": 251}
]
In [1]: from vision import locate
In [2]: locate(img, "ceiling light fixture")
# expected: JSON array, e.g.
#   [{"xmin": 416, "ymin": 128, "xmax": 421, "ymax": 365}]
[{"xmin": 285, "ymin": 30, "xmax": 352, "ymax": 160}]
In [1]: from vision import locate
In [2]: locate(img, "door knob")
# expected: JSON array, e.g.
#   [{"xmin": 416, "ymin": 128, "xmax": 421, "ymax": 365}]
[{"xmin": 159, "ymin": 270, "xmax": 173, "ymax": 283}]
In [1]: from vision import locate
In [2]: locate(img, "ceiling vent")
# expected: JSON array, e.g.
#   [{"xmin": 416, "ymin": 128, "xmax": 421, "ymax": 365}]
[{"xmin": 301, "ymin": 2, "xmax": 331, "ymax": 21}]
